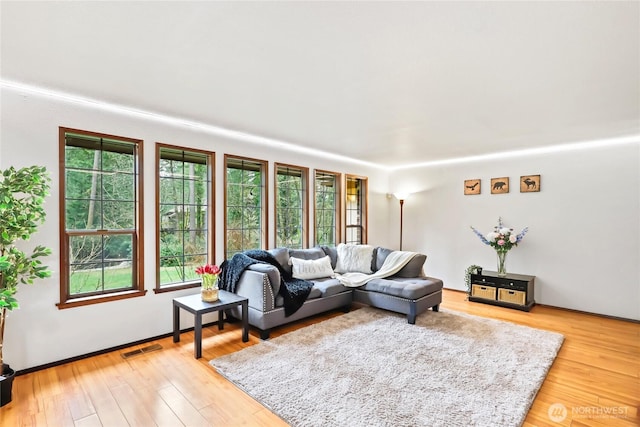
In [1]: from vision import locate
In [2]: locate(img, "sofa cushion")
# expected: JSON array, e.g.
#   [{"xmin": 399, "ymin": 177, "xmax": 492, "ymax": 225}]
[
  {"xmin": 335, "ymin": 243, "xmax": 375, "ymax": 274},
  {"xmin": 275, "ymin": 286, "xmax": 322, "ymax": 307},
  {"xmin": 309, "ymin": 277, "xmax": 350, "ymax": 297},
  {"xmin": 362, "ymin": 277, "xmax": 443, "ymax": 300},
  {"xmin": 395, "ymin": 254, "xmax": 427, "ymax": 278},
  {"xmin": 289, "ymin": 255, "xmax": 334, "ymax": 280}
]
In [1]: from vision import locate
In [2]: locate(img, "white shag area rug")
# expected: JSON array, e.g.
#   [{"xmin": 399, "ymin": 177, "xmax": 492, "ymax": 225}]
[{"xmin": 210, "ymin": 307, "xmax": 563, "ymax": 427}]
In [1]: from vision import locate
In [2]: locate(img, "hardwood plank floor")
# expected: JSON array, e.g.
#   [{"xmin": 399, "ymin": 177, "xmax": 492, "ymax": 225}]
[{"xmin": 1, "ymin": 289, "xmax": 638, "ymax": 426}]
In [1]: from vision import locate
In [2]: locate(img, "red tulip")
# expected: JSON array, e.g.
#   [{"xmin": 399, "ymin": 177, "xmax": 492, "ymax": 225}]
[{"xmin": 195, "ymin": 264, "xmax": 220, "ymax": 276}]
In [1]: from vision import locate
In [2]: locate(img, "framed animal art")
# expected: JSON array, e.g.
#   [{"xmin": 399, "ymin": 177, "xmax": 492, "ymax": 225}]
[
  {"xmin": 520, "ymin": 175, "xmax": 541, "ymax": 192},
  {"xmin": 491, "ymin": 177, "xmax": 509, "ymax": 194},
  {"xmin": 464, "ymin": 179, "xmax": 481, "ymax": 195}
]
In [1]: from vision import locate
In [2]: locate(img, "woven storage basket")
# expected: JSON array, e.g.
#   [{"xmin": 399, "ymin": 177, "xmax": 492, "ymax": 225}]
[
  {"xmin": 498, "ymin": 288, "xmax": 526, "ymax": 305},
  {"xmin": 471, "ymin": 284, "xmax": 496, "ymax": 300}
]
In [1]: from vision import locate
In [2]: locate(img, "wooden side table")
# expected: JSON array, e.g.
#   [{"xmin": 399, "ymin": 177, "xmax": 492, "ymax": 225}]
[{"xmin": 173, "ymin": 290, "xmax": 249, "ymax": 358}]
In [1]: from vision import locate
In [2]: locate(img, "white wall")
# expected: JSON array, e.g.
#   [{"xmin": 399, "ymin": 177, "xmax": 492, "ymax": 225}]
[
  {"xmin": 0, "ymin": 87, "xmax": 391, "ymax": 370},
  {"xmin": 390, "ymin": 142, "xmax": 640, "ymax": 320},
  {"xmin": 2, "ymin": 83, "xmax": 637, "ymax": 371}
]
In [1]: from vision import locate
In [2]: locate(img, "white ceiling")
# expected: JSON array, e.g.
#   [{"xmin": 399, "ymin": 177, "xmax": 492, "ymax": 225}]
[{"xmin": 2, "ymin": 1, "xmax": 639, "ymax": 168}]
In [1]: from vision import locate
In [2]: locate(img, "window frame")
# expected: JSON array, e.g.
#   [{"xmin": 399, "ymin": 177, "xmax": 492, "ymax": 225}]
[
  {"xmin": 313, "ymin": 169, "xmax": 342, "ymax": 247},
  {"xmin": 274, "ymin": 163, "xmax": 309, "ymax": 249},
  {"xmin": 344, "ymin": 174, "xmax": 368, "ymax": 245},
  {"xmin": 154, "ymin": 143, "xmax": 215, "ymax": 293},
  {"xmin": 224, "ymin": 155, "xmax": 268, "ymax": 259},
  {"xmin": 58, "ymin": 127, "xmax": 146, "ymax": 309}
]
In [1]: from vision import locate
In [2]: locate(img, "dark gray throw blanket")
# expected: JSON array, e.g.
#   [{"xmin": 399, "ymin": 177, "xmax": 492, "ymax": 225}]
[{"xmin": 219, "ymin": 250, "xmax": 313, "ymax": 317}]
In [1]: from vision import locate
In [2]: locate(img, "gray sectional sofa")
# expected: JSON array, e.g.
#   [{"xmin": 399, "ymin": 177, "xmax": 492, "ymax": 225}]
[{"xmin": 226, "ymin": 244, "xmax": 443, "ymax": 339}]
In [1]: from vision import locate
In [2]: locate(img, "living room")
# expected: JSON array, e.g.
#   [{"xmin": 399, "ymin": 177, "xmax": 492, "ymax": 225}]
[{"xmin": 1, "ymin": 1, "xmax": 638, "ymax": 426}]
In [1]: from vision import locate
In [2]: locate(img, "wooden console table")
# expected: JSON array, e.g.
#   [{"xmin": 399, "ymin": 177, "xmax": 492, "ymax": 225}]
[{"xmin": 469, "ymin": 270, "xmax": 535, "ymax": 311}]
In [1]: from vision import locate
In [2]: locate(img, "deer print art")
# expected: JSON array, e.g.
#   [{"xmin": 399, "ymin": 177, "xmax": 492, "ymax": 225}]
[
  {"xmin": 522, "ymin": 177, "xmax": 537, "ymax": 189},
  {"xmin": 520, "ymin": 175, "xmax": 540, "ymax": 192}
]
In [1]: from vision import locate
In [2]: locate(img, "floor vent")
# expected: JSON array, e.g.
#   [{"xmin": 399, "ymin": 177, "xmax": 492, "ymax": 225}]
[{"xmin": 121, "ymin": 343, "xmax": 163, "ymax": 359}]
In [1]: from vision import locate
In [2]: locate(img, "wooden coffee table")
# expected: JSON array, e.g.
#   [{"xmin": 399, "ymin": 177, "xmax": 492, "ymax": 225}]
[{"xmin": 173, "ymin": 290, "xmax": 249, "ymax": 358}]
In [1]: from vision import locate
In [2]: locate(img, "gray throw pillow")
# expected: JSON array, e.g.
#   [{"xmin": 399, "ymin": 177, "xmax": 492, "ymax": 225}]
[
  {"xmin": 268, "ymin": 247, "xmax": 291, "ymax": 274},
  {"xmin": 319, "ymin": 245, "xmax": 338, "ymax": 269},
  {"xmin": 376, "ymin": 247, "xmax": 393, "ymax": 271},
  {"xmin": 289, "ymin": 247, "xmax": 326, "ymax": 261},
  {"xmin": 395, "ymin": 254, "xmax": 427, "ymax": 278},
  {"xmin": 371, "ymin": 247, "xmax": 378, "ymax": 272}
]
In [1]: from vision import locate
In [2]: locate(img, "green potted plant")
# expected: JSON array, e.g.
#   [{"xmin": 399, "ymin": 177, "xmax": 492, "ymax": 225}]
[
  {"xmin": 464, "ymin": 264, "xmax": 483, "ymax": 294},
  {"xmin": 0, "ymin": 166, "xmax": 52, "ymax": 407}
]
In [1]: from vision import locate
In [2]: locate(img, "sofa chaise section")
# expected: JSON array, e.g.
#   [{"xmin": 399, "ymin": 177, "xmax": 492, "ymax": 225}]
[{"xmin": 353, "ymin": 276, "xmax": 443, "ymax": 324}]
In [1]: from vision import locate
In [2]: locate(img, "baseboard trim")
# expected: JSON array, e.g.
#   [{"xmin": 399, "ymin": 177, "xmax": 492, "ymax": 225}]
[
  {"xmin": 16, "ymin": 290, "xmax": 638, "ymax": 376},
  {"xmin": 535, "ymin": 303, "xmax": 639, "ymax": 324},
  {"xmin": 443, "ymin": 287, "xmax": 639, "ymax": 323},
  {"xmin": 14, "ymin": 320, "xmax": 222, "ymax": 376}
]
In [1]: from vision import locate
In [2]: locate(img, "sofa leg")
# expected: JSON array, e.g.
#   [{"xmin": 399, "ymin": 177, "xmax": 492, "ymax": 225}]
[
  {"xmin": 432, "ymin": 304, "xmax": 440, "ymax": 312},
  {"xmin": 407, "ymin": 313, "xmax": 416, "ymax": 324},
  {"xmin": 408, "ymin": 303, "xmax": 417, "ymax": 324},
  {"xmin": 341, "ymin": 304, "xmax": 351, "ymax": 313},
  {"xmin": 259, "ymin": 329, "xmax": 271, "ymax": 340}
]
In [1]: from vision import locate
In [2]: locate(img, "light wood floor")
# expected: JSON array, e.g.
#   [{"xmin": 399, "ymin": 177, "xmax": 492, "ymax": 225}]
[{"xmin": 2, "ymin": 289, "xmax": 638, "ymax": 427}]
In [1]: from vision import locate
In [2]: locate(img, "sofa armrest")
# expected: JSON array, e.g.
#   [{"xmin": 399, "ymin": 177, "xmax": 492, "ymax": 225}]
[
  {"xmin": 234, "ymin": 265, "xmax": 281, "ymax": 312},
  {"xmin": 247, "ymin": 264, "xmax": 281, "ymax": 295}
]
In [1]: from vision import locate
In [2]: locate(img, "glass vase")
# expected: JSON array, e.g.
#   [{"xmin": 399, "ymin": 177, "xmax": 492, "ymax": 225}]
[
  {"xmin": 496, "ymin": 251, "xmax": 508, "ymax": 277},
  {"xmin": 201, "ymin": 274, "xmax": 219, "ymax": 302}
]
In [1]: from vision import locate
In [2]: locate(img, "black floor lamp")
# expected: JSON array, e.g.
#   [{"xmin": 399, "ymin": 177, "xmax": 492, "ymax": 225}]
[{"xmin": 394, "ymin": 193, "xmax": 408, "ymax": 250}]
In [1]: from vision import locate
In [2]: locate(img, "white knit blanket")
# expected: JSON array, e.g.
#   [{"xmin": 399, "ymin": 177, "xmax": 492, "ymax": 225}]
[{"xmin": 335, "ymin": 251, "xmax": 417, "ymax": 288}]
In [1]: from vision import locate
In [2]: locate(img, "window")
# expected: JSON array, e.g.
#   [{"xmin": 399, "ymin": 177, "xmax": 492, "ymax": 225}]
[
  {"xmin": 345, "ymin": 175, "xmax": 368, "ymax": 244},
  {"xmin": 156, "ymin": 144, "xmax": 214, "ymax": 291},
  {"xmin": 275, "ymin": 164, "xmax": 308, "ymax": 249},
  {"xmin": 58, "ymin": 128, "xmax": 145, "ymax": 308},
  {"xmin": 314, "ymin": 170, "xmax": 341, "ymax": 247},
  {"xmin": 225, "ymin": 156, "xmax": 268, "ymax": 259}
]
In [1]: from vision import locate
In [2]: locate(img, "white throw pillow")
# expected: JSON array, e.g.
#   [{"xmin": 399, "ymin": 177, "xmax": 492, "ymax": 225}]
[
  {"xmin": 334, "ymin": 243, "xmax": 375, "ymax": 274},
  {"xmin": 290, "ymin": 255, "xmax": 335, "ymax": 280}
]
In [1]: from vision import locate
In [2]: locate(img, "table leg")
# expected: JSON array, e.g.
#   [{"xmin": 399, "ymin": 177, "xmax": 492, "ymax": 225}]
[
  {"xmin": 194, "ymin": 313, "xmax": 202, "ymax": 359},
  {"xmin": 218, "ymin": 310, "xmax": 224, "ymax": 330},
  {"xmin": 173, "ymin": 303, "xmax": 180, "ymax": 343},
  {"xmin": 241, "ymin": 300, "xmax": 249, "ymax": 342}
]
